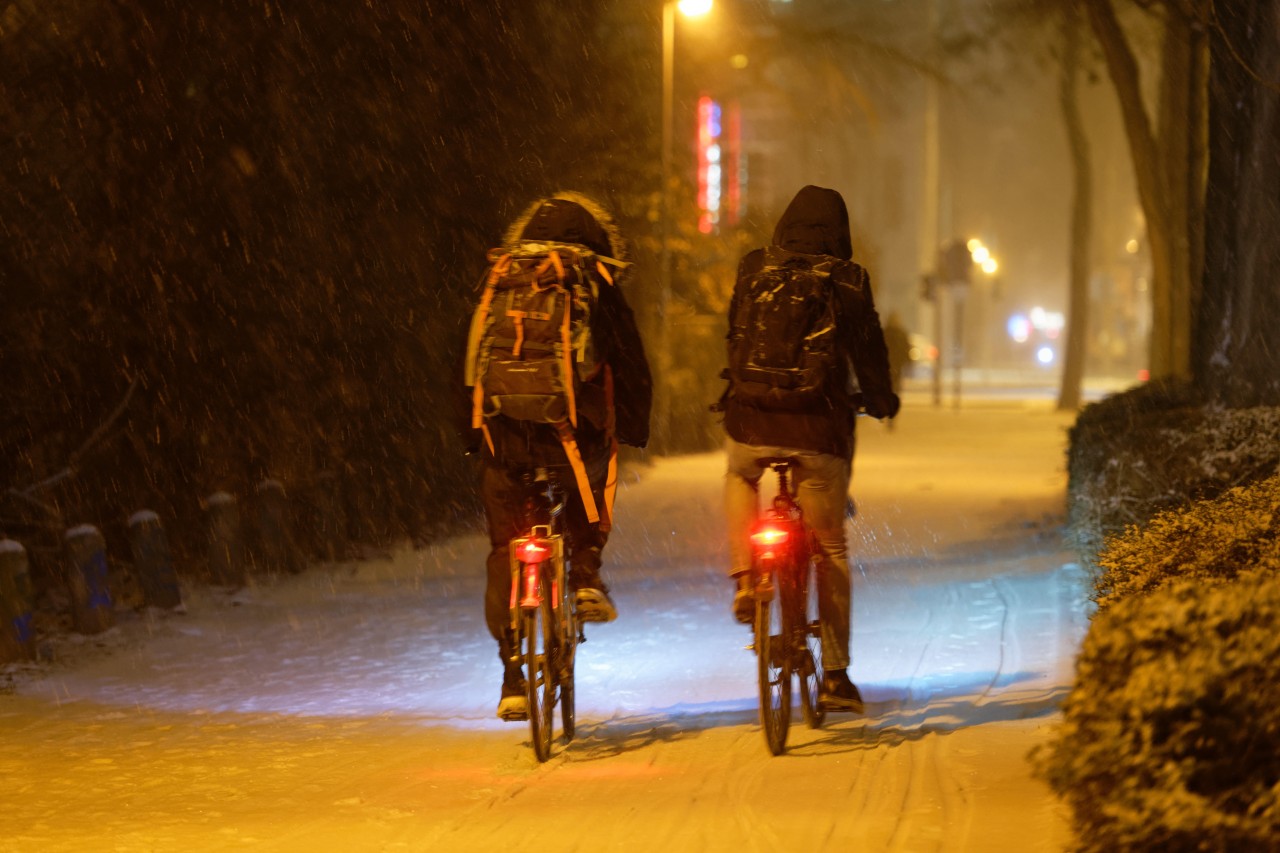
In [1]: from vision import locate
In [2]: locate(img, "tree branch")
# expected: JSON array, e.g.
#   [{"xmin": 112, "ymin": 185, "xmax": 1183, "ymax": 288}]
[{"xmin": 1084, "ymin": 0, "xmax": 1170, "ymax": 233}]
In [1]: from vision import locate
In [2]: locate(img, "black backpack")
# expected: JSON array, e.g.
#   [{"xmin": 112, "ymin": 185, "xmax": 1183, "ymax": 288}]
[{"xmin": 725, "ymin": 246, "xmax": 844, "ymax": 411}]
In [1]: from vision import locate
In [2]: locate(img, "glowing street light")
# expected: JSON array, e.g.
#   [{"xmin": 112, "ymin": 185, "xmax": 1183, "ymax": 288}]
[{"xmin": 657, "ymin": 0, "xmax": 712, "ymax": 453}]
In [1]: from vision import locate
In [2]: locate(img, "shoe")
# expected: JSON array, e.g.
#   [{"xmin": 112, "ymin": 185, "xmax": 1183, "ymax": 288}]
[
  {"xmin": 574, "ymin": 587, "xmax": 617, "ymax": 623},
  {"xmin": 570, "ymin": 567, "xmax": 617, "ymax": 623},
  {"xmin": 818, "ymin": 668, "xmax": 865, "ymax": 714},
  {"xmin": 732, "ymin": 574, "xmax": 754, "ymax": 625},
  {"xmin": 496, "ymin": 665, "xmax": 528, "ymax": 721}
]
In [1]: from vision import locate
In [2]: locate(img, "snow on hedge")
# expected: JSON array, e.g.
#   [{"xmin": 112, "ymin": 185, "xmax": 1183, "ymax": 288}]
[
  {"xmin": 1066, "ymin": 379, "xmax": 1280, "ymax": 573},
  {"xmin": 1044, "ymin": 468, "xmax": 1280, "ymax": 851},
  {"xmin": 1037, "ymin": 566, "xmax": 1280, "ymax": 851},
  {"xmin": 1093, "ymin": 474, "xmax": 1280, "ymax": 610}
]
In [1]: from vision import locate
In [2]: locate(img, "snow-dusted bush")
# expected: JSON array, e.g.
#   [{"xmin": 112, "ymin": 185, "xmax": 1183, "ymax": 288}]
[
  {"xmin": 1066, "ymin": 379, "xmax": 1280, "ymax": 570},
  {"xmin": 1093, "ymin": 475, "xmax": 1280, "ymax": 610},
  {"xmin": 1038, "ymin": 568, "xmax": 1280, "ymax": 852}
]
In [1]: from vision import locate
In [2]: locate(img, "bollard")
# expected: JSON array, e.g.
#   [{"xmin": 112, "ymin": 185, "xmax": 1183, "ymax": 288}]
[
  {"xmin": 0, "ymin": 538, "xmax": 35, "ymax": 662},
  {"xmin": 65, "ymin": 524, "xmax": 114, "ymax": 634},
  {"xmin": 206, "ymin": 491, "xmax": 245, "ymax": 587},
  {"xmin": 252, "ymin": 478, "xmax": 300, "ymax": 574},
  {"xmin": 128, "ymin": 510, "xmax": 183, "ymax": 610}
]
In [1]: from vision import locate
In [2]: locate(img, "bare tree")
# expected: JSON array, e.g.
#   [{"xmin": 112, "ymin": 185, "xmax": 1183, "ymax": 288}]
[
  {"xmin": 1197, "ymin": 0, "xmax": 1280, "ymax": 406},
  {"xmin": 1057, "ymin": 4, "xmax": 1094, "ymax": 411},
  {"xmin": 1083, "ymin": 0, "xmax": 1210, "ymax": 381}
]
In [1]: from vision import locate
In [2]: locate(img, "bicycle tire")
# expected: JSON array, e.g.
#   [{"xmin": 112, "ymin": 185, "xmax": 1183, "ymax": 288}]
[
  {"xmin": 755, "ymin": 572, "xmax": 791, "ymax": 755},
  {"xmin": 524, "ymin": 589, "xmax": 557, "ymax": 762},
  {"xmin": 559, "ymin": 575, "xmax": 577, "ymax": 743},
  {"xmin": 797, "ymin": 557, "xmax": 826, "ymax": 728}
]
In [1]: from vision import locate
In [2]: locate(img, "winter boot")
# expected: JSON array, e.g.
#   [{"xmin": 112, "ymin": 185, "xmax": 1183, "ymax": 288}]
[
  {"xmin": 570, "ymin": 552, "xmax": 617, "ymax": 623},
  {"xmin": 572, "ymin": 581, "xmax": 617, "ymax": 623},
  {"xmin": 818, "ymin": 668, "xmax": 864, "ymax": 714},
  {"xmin": 496, "ymin": 663, "xmax": 528, "ymax": 722},
  {"xmin": 819, "ymin": 666, "xmax": 870, "ymax": 712}
]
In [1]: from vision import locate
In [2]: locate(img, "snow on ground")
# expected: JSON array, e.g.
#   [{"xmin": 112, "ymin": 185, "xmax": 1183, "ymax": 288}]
[{"xmin": 1, "ymin": 385, "xmax": 1092, "ymax": 852}]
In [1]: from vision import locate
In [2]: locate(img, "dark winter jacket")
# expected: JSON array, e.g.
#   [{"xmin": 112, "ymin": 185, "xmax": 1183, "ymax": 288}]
[
  {"xmin": 722, "ymin": 185, "xmax": 896, "ymax": 459},
  {"xmin": 461, "ymin": 192, "xmax": 653, "ymax": 468}
]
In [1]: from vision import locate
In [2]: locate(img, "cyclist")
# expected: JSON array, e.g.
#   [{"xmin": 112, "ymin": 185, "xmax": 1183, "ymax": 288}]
[
  {"xmin": 462, "ymin": 192, "xmax": 652, "ymax": 720},
  {"xmin": 719, "ymin": 185, "xmax": 898, "ymax": 713}
]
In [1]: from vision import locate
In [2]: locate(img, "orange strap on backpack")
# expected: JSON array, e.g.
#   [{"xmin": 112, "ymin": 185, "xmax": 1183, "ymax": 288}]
[
  {"xmin": 601, "ymin": 365, "xmax": 618, "ymax": 533},
  {"xmin": 554, "ymin": 421, "xmax": 600, "ymax": 524}
]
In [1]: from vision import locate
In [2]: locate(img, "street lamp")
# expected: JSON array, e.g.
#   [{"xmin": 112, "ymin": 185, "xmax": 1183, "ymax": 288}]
[{"xmin": 657, "ymin": 0, "xmax": 712, "ymax": 454}]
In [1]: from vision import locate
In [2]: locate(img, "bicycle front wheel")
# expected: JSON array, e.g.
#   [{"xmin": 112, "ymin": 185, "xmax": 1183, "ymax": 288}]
[
  {"xmin": 796, "ymin": 559, "xmax": 826, "ymax": 729},
  {"xmin": 559, "ymin": 583, "xmax": 577, "ymax": 743},
  {"xmin": 524, "ymin": 591, "xmax": 557, "ymax": 762},
  {"xmin": 755, "ymin": 573, "xmax": 791, "ymax": 755}
]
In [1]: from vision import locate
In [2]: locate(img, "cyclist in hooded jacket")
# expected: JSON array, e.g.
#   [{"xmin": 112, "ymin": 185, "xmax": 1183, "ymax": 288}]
[
  {"xmin": 462, "ymin": 192, "xmax": 652, "ymax": 721},
  {"xmin": 721, "ymin": 184, "xmax": 899, "ymax": 713}
]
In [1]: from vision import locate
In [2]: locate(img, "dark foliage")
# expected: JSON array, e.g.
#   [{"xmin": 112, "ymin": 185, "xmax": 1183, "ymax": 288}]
[
  {"xmin": 1092, "ymin": 474, "xmax": 1280, "ymax": 610},
  {"xmin": 1037, "ymin": 508, "xmax": 1280, "ymax": 850},
  {"xmin": 1064, "ymin": 380, "xmax": 1280, "ymax": 571},
  {"xmin": 1065, "ymin": 379, "xmax": 1203, "ymax": 563},
  {"xmin": 0, "ymin": 2, "xmax": 657, "ymax": 593}
]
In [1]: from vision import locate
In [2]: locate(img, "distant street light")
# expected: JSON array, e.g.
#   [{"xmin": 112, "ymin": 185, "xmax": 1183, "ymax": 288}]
[{"xmin": 657, "ymin": 0, "xmax": 712, "ymax": 454}]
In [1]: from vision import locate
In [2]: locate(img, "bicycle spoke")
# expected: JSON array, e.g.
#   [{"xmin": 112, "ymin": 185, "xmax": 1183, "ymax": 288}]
[
  {"xmin": 798, "ymin": 561, "xmax": 826, "ymax": 729},
  {"xmin": 559, "ymin": 574, "xmax": 576, "ymax": 743},
  {"xmin": 756, "ymin": 577, "xmax": 791, "ymax": 755},
  {"xmin": 524, "ymin": 591, "xmax": 556, "ymax": 762}
]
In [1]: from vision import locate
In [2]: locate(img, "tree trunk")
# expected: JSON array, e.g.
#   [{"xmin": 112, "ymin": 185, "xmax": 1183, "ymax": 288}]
[
  {"xmin": 1057, "ymin": 6, "xmax": 1092, "ymax": 412},
  {"xmin": 1084, "ymin": 0, "xmax": 1208, "ymax": 380},
  {"xmin": 1198, "ymin": 0, "xmax": 1280, "ymax": 406},
  {"xmin": 1156, "ymin": 4, "xmax": 1209, "ymax": 381}
]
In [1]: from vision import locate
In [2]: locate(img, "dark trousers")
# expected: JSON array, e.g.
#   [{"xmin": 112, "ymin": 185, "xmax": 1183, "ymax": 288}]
[{"xmin": 480, "ymin": 443, "xmax": 610, "ymax": 662}]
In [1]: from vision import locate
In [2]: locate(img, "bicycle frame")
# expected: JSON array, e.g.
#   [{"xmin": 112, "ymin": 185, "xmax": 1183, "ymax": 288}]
[
  {"xmin": 750, "ymin": 461, "xmax": 811, "ymax": 613},
  {"xmin": 509, "ymin": 525, "xmax": 564, "ymax": 615},
  {"xmin": 507, "ymin": 469, "xmax": 577, "ymax": 762},
  {"xmin": 749, "ymin": 458, "xmax": 826, "ymax": 754}
]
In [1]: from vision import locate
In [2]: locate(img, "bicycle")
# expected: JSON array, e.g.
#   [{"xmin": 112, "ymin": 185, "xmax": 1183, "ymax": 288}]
[
  {"xmin": 507, "ymin": 467, "xmax": 580, "ymax": 762},
  {"xmin": 747, "ymin": 456, "xmax": 826, "ymax": 755}
]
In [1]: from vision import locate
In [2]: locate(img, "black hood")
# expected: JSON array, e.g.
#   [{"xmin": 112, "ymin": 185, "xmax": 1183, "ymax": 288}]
[
  {"xmin": 770, "ymin": 185, "xmax": 853, "ymax": 260},
  {"xmin": 506, "ymin": 192, "xmax": 624, "ymax": 261}
]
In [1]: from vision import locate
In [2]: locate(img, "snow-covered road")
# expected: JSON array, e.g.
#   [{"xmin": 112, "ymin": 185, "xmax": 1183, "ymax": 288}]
[{"xmin": 1, "ymin": 394, "xmax": 1089, "ymax": 852}]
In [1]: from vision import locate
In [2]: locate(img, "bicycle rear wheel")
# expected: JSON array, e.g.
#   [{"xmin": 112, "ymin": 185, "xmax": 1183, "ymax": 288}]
[
  {"xmin": 796, "ymin": 559, "xmax": 826, "ymax": 729},
  {"xmin": 755, "ymin": 572, "xmax": 791, "ymax": 755},
  {"xmin": 559, "ymin": 584, "xmax": 577, "ymax": 743},
  {"xmin": 524, "ymin": 588, "xmax": 557, "ymax": 762}
]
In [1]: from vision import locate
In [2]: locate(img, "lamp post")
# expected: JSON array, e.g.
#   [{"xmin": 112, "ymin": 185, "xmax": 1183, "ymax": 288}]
[{"xmin": 657, "ymin": 0, "xmax": 711, "ymax": 455}]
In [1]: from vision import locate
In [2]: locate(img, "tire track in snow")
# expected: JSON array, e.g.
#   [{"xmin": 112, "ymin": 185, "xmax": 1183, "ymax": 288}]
[
  {"xmin": 876, "ymin": 576, "xmax": 1010, "ymax": 851},
  {"xmin": 880, "ymin": 585, "xmax": 953, "ymax": 851}
]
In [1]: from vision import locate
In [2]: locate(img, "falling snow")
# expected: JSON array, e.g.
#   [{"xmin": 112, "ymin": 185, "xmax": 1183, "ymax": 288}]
[{"xmin": 2, "ymin": 391, "xmax": 1089, "ymax": 851}]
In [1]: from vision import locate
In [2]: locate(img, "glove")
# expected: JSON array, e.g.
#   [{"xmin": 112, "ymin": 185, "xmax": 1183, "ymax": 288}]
[{"xmin": 863, "ymin": 392, "xmax": 900, "ymax": 421}]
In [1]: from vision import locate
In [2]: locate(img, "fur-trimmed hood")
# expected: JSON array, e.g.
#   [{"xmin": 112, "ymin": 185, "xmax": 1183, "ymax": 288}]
[{"xmin": 503, "ymin": 191, "xmax": 627, "ymax": 265}]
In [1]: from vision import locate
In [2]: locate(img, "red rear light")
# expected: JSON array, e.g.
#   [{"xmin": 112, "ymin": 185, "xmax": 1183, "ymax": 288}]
[
  {"xmin": 751, "ymin": 526, "xmax": 789, "ymax": 548},
  {"xmin": 518, "ymin": 540, "xmax": 550, "ymax": 563}
]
